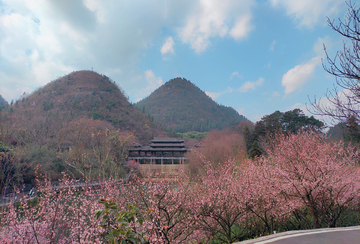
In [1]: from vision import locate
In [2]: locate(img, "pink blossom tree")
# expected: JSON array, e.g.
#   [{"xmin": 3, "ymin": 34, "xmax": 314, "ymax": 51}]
[
  {"xmin": 117, "ymin": 177, "xmax": 201, "ymax": 243},
  {"xmin": 243, "ymin": 161, "xmax": 298, "ymax": 235},
  {"xmin": 2, "ymin": 131, "xmax": 359, "ymax": 243},
  {"xmin": 0, "ymin": 177, "xmax": 104, "ymax": 243},
  {"xmin": 186, "ymin": 160, "xmax": 250, "ymax": 243},
  {"xmin": 261, "ymin": 132, "xmax": 360, "ymax": 228}
]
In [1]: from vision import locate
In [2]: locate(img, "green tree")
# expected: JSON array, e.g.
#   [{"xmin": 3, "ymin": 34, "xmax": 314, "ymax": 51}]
[
  {"xmin": 282, "ymin": 109, "xmax": 324, "ymax": 133},
  {"xmin": 0, "ymin": 141, "xmax": 15, "ymax": 194},
  {"xmin": 344, "ymin": 116, "xmax": 360, "ymax": 144},
  {"xmin": 95, "ymin": 199, "xmax": 149, "ymax": 244},
  {"xmin": 245, "ymin": 109, "xmax": 324, "ymax": 158},
  {"xmin": 243, "ymin": 126, "xmax": 252, "ymax": 153}
]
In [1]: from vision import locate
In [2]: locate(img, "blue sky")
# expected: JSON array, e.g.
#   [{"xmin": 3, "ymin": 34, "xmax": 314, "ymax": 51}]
[{"xmin": 0, "ymin": 0, "xmax": 352, "ymax": 123}]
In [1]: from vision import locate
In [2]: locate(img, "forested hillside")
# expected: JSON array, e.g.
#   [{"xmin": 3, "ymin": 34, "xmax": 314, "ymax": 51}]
[
  {"xmin": 0, "ymin": 70, "xmax": 165, "ymax": 188},
  {"xmin": 136, "ymin": 77, "xmax": 247, "ymax": 132},
  {"xmin": 2, "ymin": 70, "xmax": 163, "ymax": 144}
]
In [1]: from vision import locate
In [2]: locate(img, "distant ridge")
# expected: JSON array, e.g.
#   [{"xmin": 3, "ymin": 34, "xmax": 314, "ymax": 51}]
[{"xmin": 136, "ymin": 77, "xmax": 247, "ymax": 132}]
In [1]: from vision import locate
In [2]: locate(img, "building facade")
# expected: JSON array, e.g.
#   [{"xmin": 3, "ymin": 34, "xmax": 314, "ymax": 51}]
[{"xmin": 128, "ymin": 137, "xmax": 189, "ymax": 164}]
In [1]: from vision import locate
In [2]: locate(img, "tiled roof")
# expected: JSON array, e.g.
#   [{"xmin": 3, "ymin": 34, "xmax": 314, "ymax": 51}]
[{"xmin": 151, "ymin": 137, "xmax": 184, "ymax": 143}]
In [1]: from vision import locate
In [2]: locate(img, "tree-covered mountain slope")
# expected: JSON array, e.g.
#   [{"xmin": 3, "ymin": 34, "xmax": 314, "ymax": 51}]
[
  {"xmin": 136, "ymin": 78, "xmax": 248, "ymax": 132},
  {"xmin": 1, "ymin": 70, "xmax": 164, "ymax": 144}
]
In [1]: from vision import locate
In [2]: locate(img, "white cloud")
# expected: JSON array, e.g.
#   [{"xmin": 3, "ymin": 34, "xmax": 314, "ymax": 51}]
[
  {"xmin": 272, "ymin": 91, "xmax": 280, "ymax": 97},
  {"xmin": 179, "ymin": 0, "xmax": 255, "ymax": 53},
  {"xmin": 0, "ymin": 72, "xmax": 33, "ymax": 102},
  {"xmin": 313, "ymin": 36, "xmax": 333, "ymax": 58},
  {"xmin": 229, "ymin": 71, "xmax": 241, "ymax": 80},
  {"xmin": 287, "ymin": 102, "xmax": 308, "ymax": 112},
  {"xmin": 269, "ymin": 91, "xmax": 280, "ymax": 101},
  {"xmin": 239, "ymin": 77, "xmax": 264, "ymax": 92},
  {"xmin": 134, "ymin": 70, "xmax": 163, "ymax": 101},
  {"xmin": 160, "ymin": 36, "xmax": 175, "ymax": 55},
  {"xmin": 0, "ymin": 0, "xmax": 259, "ymax": 102},
  {"xmin": 2, "ymin": 0, "xmax": 257, "ymax": 101},
  {"xmin": 205, "ymin": 91, "xmax": 221, "ymax": 100},
  {"xmin": 60, "ymin": 22, "xmax": 88, "ymax": 44},
  {"xmin": 237, "ymin": 108, "xmax": 245, "ymax": 115},
  {"xmin": 281, "ymin": 36, "xmax": 331, "ymax": 95},
  {"xmin": 307, "ymin": 87, "xmax": 360, "ymax": 125},
  {"xmin": 0, "ymin": 0, "xmax": 190, "ymax": 101},
  {"xmin": 205, "ymin": 86, "xmax": 233, "ymax": 99},
  {"xmin": 205, "ymin": 77, "xmax": 264, "ymax": 99},
  {"xmin": 83, "ymin": 0, "xmax": 106, "ymax": 23},
  {"xmin": 307, "ymin": 96, "xmax": 335, "ymax": 125},
  {"xmin": 270, "ymin": 0, "xmax": 345, "ymax": 28},
  {"xmin": 0, "ymin": 0, "xmax": 277, "ymax": 103},
  {"xmin": 282, "ymin": 57, "xmax": 321, "ymax": 94},
  {"xmin": 229, "ymin": 13, "xmax": 253, "ymax": 40},
  {"xmin": 145, "ymin": 70, "xmax": 163, "ymax": 91}
]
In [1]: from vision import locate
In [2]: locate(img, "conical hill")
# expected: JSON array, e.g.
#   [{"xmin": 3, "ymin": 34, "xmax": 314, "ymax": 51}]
[{"xmin": 136, "ymin": 77, "xmax": 247, "ymax": 132}]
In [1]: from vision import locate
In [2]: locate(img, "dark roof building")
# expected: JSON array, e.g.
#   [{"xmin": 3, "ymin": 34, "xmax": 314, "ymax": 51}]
[{"xmin": 128, "ymin": 137, "xmax": 189, "ymax": 164}]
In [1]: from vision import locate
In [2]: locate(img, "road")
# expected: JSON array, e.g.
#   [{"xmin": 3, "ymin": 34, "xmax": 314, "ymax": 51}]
[{"xmin": 235, "ymin": 226, "xmax": 360, "ymax": 244}]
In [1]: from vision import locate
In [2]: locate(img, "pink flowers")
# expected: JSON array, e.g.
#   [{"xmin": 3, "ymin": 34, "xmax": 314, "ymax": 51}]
[
  {"xmin": 261, "ymin": 132, "xmax": 360, "ymax": 228},
  {"xmin": 1, "ymin": 132, "xmax": 359, "ymax": 243}
]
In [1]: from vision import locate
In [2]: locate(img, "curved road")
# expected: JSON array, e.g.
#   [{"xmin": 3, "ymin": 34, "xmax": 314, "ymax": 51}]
[{"xmin": 235, "ymin": 226, "xmax": 360, "ymax": 244}]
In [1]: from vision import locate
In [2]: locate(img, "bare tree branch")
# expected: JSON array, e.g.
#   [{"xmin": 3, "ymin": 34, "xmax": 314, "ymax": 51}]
[{"xmin": 309, "ymin": 1, "xmax": 360, "ymax": 124}]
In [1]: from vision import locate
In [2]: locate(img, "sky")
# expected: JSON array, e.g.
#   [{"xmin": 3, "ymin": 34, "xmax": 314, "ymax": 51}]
[{"xmin": 0, "ymin": 0, "xmax": 353, "ymax": 123}]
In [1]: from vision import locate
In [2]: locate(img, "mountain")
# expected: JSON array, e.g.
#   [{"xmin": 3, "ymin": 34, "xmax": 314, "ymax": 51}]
[
  {"xmin": 326, "ymin": 123, "xmax": 346, "ymax": 142},
  {"xmin": 136, "ymin": 78, "xmax": 248, "ymax": 132},
  {"xmin": 326, "ymin": 121, "xmax": 360, "ymax": 143},
  {"xmin": 0, "ymin": 70, "xmax": 169, "ymax": 184},
  {"xmin": 0, "ymin": 94, "xmax": 8, "ymax": 110},
  {"xmin": 2, "ymin": 70, "xmax": 163, "ymax": 144}
]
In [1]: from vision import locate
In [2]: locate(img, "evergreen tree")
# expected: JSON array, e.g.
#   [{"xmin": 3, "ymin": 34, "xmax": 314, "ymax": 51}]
[{"xmin": 245, "ymin": 109, "xmax": 324, "ymax": 158}]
